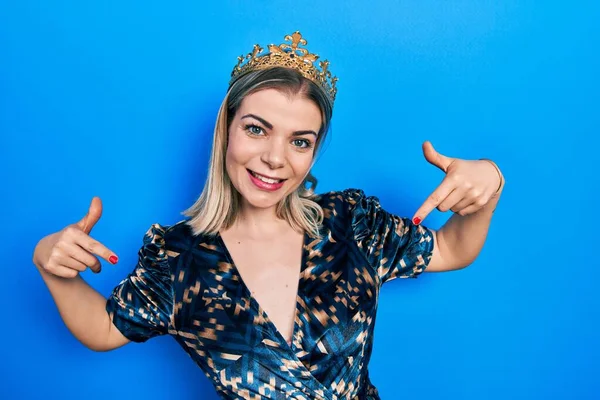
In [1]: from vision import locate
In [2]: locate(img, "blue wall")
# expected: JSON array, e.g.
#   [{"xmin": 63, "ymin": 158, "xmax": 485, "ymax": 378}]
[{"xmin": 2, "ymin": 1, "xmax": 598, "ymax": 399}]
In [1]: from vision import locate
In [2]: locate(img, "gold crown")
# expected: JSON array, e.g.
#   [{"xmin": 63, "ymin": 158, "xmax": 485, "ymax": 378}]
[{"xmin": 230, "ymin": 31, "xmax": 338, "ymax": 104}]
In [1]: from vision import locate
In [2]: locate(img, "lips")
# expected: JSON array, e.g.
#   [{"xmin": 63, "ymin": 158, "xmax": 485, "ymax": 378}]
[
  {"xmin": 247, "ymin": 169, "xmax": 286, "ymax": 191},
  {"xmin": 247, "ymin": 169, "xmax": 285, "ymax": 184}
]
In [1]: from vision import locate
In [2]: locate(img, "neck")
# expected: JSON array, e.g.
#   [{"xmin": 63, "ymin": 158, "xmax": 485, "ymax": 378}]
[{"xmin": 233, "ymin": 200, "xmax": 287, "ymax": 238}]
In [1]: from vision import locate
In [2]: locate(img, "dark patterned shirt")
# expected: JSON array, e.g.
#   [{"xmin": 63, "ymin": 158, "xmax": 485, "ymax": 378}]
[{"xmin": 106, "ymin": 189, "xmax": 434, "ymax": 399}]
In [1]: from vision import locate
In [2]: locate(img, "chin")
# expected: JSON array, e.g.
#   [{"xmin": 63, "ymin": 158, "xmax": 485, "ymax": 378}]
[
  {"xmin": 238, "ymin": 185, "xmax": 286, "ymax": 209},
  {"xmin": 236, "ymin": 179, "xmax": 299, "ymax": 210},
  {"xmin": 244, "ymin": 196, "xmax": 280, "ymax": 210}
]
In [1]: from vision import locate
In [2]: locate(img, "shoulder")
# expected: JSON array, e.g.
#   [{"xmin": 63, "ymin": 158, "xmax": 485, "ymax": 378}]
[
  {"xmin": 313, "ymin": 188, "xmax": 381, "ymax": 214},
  {"xmin": 313, "ymin": 187, "xmax": 364, "ymax": 204},
  {"xmin": 141, "ymin": 219, "xmax": 198, "ymax": 261},
  {"xmin": 312, "ymin": 188, "xmax": 383, "ymax": 234}
]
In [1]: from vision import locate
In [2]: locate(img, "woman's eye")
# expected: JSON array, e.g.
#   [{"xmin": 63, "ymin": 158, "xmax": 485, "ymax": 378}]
[
  {"xmin": 292, "ymin": 139, "xmax": 311, "ymax": 149},
  {"xmin": 245, "ymin": 124, "xmax": 264, "ymax": 135}
]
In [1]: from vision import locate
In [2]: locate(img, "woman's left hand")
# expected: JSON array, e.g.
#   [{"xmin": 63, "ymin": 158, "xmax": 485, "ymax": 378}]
[{"xmin": 412, "ymin": 141, "xmax": 504, "ymax": 225}]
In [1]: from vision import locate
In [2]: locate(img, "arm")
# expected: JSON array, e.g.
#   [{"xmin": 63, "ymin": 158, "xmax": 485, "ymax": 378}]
[
  {"xmin": 427, "ymin": 181, "xmax": 503, "ymax": 272},
  {"xmin": 33, "ymin": 254, "xmax": 130, "ymax": 351},
  {"xmin": 412, "ymin": 142, "xmax": 505, "ymax": 272},
  {"xmin": 32, "ymin": 197, "xmax": 129, "ymax": 351},
  {"xmin": 34, "ymin": 199, "xmax": 172, "ymax": 348}
]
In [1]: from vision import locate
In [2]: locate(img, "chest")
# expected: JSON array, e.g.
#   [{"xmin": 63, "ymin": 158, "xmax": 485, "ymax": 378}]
[
  {"xmin": 178, "ymin": 231, "xmax": 380, "ymax": 389},
  {"xmin": 220, "ymin": 232, "xmax": 306, "ymax": 345}
]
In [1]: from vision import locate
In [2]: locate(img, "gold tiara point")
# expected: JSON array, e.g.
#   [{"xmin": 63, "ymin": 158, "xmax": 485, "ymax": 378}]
[{"xmin": 230, "ymin": 31, "xmax": 338, "ymax": 103}]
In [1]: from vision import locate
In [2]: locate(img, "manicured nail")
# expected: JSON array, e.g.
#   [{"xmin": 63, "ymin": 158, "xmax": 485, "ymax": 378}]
[
  {"xmin": 413, "ymin": 217, "xmax": 422, "ymax": 225},
  {"xmin": 109, "ymin": 255, "xmax": 119, "ymax": 264}
]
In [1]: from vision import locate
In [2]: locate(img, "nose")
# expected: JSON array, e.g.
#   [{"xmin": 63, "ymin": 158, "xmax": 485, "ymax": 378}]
[{"xmin": 260, "ymin": 138, "xmax": 286, "ymax": 169}]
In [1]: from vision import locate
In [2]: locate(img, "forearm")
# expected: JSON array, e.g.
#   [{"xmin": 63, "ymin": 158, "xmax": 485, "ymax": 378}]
[
  {"xmin": 436, "ymin": 188, "xmax": 503, "ymax": 269},
  {"xmin": 34, "ymin": 254, "xmax": 115, "ymax": 351}
]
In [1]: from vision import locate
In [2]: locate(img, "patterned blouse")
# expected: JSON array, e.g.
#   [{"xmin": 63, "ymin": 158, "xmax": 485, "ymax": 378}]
[{"xmin": 106, "ymin": 189, "xmax": 434, "ymax": 399}]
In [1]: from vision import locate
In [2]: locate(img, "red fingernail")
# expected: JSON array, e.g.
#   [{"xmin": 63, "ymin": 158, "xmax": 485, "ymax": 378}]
[
  {"xmin": 109, "ymin": 255, "xmax": 118, "ymax": 264},
  {"xmin": 413, "ymin": 217, "xmax": 422, "ymax": 225}
]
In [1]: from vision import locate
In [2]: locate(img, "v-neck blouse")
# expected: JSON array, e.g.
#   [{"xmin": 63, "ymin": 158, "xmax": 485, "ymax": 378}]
[
  {"xmin": 106, "ymin": 189, "xmax": 434, "ymax": 400},
  {"xmin": 214, "ymin": 230, "xmax": 310, "ymax": 349}
]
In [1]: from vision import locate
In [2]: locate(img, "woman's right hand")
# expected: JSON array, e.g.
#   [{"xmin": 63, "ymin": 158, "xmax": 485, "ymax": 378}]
[{"xmin": 33, "ymin": 197, "xmax": 119, "ymax": 278}]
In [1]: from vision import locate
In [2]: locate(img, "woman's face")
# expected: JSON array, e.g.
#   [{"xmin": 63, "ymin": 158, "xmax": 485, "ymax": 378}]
[{"xmin": 226, "ymin": 88, "xmax": 322, "ymax": 211}]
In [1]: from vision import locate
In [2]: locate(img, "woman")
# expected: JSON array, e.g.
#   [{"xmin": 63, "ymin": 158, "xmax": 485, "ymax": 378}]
[{"xmin": 33, "ymin": 31, "xmax": 504, "ymax": 399}]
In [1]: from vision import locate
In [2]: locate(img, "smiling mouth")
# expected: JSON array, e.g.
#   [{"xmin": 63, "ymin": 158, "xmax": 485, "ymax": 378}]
[{"xmin": 247, "ymin": 169, "xmax": 286, "ymax": 184}]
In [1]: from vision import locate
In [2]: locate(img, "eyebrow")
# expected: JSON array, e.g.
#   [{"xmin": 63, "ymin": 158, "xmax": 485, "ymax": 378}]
[{"xmin": 241, "ymin": 113, "xmax": 318, "ymax": 137}]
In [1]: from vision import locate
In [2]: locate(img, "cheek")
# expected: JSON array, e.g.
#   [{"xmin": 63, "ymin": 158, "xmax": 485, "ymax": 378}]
[
  {"xmin": 290, "ymin": 153, "xmax": 314, "ymax": 178},
  {"xmin": 224, "ymin": 134, "xmax": 245, "ymax": 181},
  {"xmin": 226, "ymin": 131, "xmax": 248, "ymax": 164}
]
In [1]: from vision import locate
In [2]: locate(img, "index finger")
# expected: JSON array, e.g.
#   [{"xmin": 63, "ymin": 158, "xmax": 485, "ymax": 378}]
[
  {"xmin": 72, "ymin": 228, "xmax": 119, "ymax": 265},
  {"xmin": 412, "ymin": 179, "xmax": 455, "ymax": 225}
]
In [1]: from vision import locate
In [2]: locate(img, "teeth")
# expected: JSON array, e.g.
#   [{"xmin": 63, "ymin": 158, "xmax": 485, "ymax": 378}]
[{"xmin": 251, "ymin": 171, "xmax": 282, "ymax": 184}]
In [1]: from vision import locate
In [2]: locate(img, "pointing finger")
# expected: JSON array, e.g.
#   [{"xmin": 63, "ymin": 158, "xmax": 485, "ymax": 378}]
[
  {"xmin": 71, "ymin": 228, "xmax": 118, "ymax": 266},
  {"xmin": 412, "ymin": 178, "xmax": 456, "ymax": 225}
]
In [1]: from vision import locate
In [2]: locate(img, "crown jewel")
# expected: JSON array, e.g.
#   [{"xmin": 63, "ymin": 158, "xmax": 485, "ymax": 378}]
[{"xmin": 230, "ymin": 31, "xmax": 338, "ymax": 104}]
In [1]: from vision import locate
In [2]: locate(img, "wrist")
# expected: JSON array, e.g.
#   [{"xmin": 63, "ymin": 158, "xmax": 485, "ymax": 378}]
[{"xmin": 479, "ymin": 158, "xmax": 504, "ymax": 195}]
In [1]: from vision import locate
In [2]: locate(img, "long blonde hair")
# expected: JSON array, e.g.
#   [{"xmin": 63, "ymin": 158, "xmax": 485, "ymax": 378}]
[{"xmin": 182, "ymin": 67, "xmax": 334, "ymax": 238}]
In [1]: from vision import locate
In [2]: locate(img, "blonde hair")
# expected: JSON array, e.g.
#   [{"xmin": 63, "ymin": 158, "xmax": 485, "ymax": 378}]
[{"xmin": 182, "ymin": 67, "xmax": 333, "ymax": 238}]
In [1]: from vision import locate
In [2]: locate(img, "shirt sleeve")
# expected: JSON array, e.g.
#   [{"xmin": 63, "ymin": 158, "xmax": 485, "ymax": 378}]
[
  {"xmin": 105, "ymin": 223, "xmax": 174, "ymax": 342},
  {"xmin": 343, "ymin": 189, "xmax": 435, "ymax": 283}
]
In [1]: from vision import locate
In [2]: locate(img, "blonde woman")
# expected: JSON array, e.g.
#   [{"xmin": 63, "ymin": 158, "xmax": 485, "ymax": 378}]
[{"xmin": 32, "ymin": 32, "xmax": 504, "ymax": 399}]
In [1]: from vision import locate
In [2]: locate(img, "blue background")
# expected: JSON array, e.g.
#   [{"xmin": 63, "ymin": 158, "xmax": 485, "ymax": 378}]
[{"xmin": 2, "ymin": 1, "xmax": 598, "ymax": 399}]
